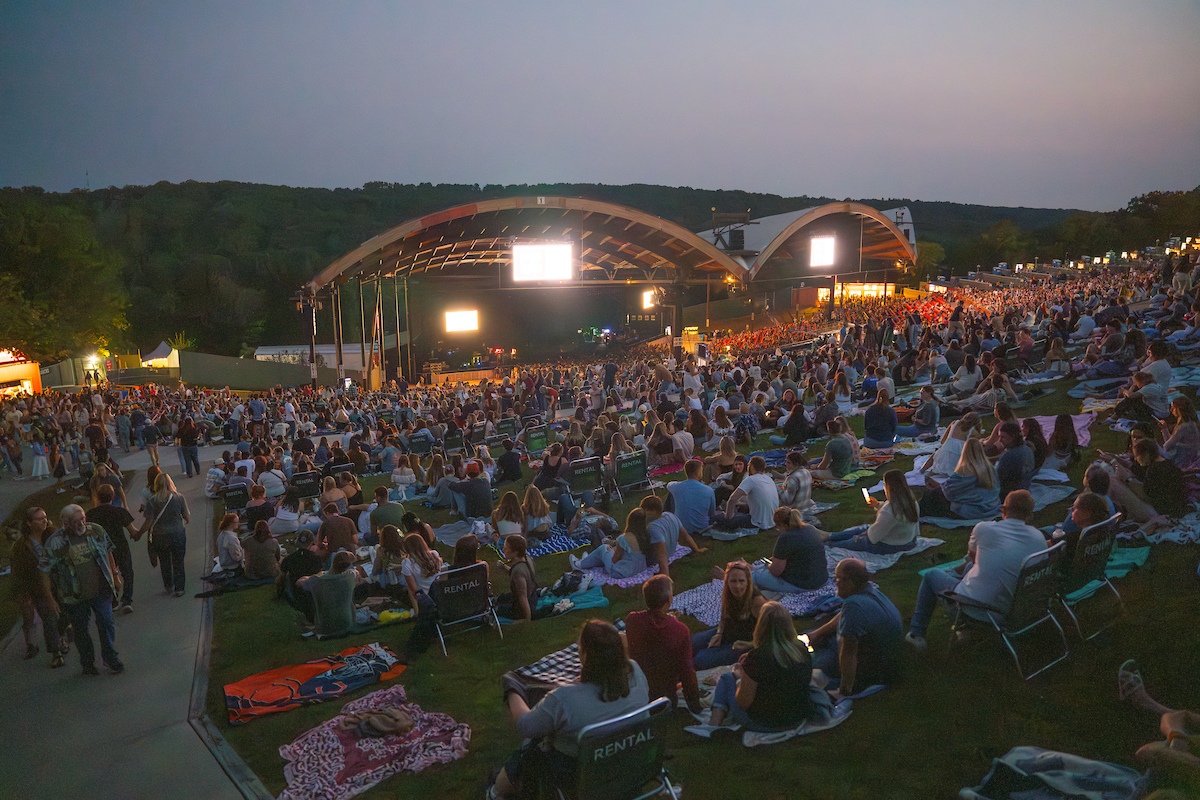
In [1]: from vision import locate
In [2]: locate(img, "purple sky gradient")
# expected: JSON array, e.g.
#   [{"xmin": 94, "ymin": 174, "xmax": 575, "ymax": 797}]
[{"xmin": 2, "ymin": 1, "xmax": 1197, "ymax": 211}]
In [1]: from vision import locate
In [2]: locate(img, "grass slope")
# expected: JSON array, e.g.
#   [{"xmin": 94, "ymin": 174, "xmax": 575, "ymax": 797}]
[{"xmin": 207, "ymin": 390, "xmax": 1200, "ymax": 799}]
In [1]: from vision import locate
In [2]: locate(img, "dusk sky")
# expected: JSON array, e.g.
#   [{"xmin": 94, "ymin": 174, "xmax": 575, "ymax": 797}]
[{"xmin": 2, "ymin": 1, "xmax": 1198, "ymax": 212}]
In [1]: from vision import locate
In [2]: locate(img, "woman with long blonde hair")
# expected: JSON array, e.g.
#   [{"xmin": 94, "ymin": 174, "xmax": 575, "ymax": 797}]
[
  {"xmin": 491, "ymin": 491, "xmax": 526, "ymax": 538},
  {"xmin": 521, "ymin": 485, "xmax": 552, "ymax": 539},
  {"xmin": 140, "ymin": 472, "xmax": 191, "ymax": 597},
  {"xmin": 918, "ymin": 438, "xmax": 1000, "ymax": 519}
]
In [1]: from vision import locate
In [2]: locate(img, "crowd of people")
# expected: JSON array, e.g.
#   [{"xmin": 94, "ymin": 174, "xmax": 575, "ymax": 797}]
[{"xmin": 8, "ymin": 247, "xmax": 1200, "ymax": 797}]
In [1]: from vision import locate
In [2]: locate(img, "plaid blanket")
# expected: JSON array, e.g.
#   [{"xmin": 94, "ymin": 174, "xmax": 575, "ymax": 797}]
[
  {"xmin": 485, "ymin": 526, "xmax": 587, "ymax": 560},
  {"xmin": 513, "ymin": 619, "xmax": 627, "ymax": 686},
  {"xmin": 578, "ymin": 544, "xmax": 692, "ymax": 588}
]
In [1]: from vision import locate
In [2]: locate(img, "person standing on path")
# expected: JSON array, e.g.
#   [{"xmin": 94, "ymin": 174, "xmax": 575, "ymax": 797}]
[
  {"xmin": 138, "ymin": 473, "xmax": 191, "ymax": 597},
  {"xmin": 87, "ymin": 484, "xmax": 139, "ymax": 614},
  {"xmin": 12, "ymin": 506, "xmax": 67, "ymax": 668},
  {"xmin": 43, "ymin": 504, "xmax": 124, "ymax": 676}
]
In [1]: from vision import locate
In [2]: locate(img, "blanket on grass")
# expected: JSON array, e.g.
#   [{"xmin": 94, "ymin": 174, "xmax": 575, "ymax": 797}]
[
  {"xmin": 683, "ymin": 700, "xmax": 853, "ymax": 747},
  {"xmin": 577, "ymin": 545, "xmax": 692, "ymax": 588},
  {"xmin": 876, "ymin": 455, "xmax": 1071, "ymax": 490},
  {"xmin": 916, "ymin": 484, "xmax": 1077, "ymax": 529},
  {"xmin": 512, "ymin": 619, "xmax": 627, "ymax": 686},
  {"xmin": 225, "ymin": 643, "xmax": 406, "ymax": 725},
  {"xmin": 960, "ymin": 746, "xmax": 1146, "ymax": 800},
  {"xmin": 1123, "ymin": 511, "xmax": 1200, "ymax": 545},
  {"xmin": 814, "ymin": 468, "xmax": 880, "ymax": 490},
  {"xmin": 497, "ymin": 585, "xmax": 610, "ymax": 624},
  {"xmin": 278, "ymin": 685, "xmax": 469, "ymax": 800},
  {"xmin": 1030, "ymin": 412, "xmax": 1096, "ymax": 448},
  {"xmin": 649, "ymin": 463, "xmax": 685, "ymax": 477},
  {"xmin": 483, "ymin": 526, "xmax": 588, "ymax": 560}
]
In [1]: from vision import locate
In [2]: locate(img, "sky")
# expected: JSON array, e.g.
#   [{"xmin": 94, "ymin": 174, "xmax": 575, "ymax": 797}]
[{"xmin": 2, "ymin": 1, "xmax": 1198, "ymax": 212}]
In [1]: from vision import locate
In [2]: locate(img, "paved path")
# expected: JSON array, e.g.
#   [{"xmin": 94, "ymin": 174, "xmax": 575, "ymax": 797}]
[{"xmin": 0, "ymin": 444, "xmax": 242, "ymax": 800}]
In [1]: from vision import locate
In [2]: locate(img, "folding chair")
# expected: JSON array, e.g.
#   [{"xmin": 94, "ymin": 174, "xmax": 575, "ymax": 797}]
[
  {"xmin": 496, "ymin": 417, "xmax": 518, "ymax": 439},
  {"xmin": 442, "ymin": 430, "xmax": 466, "ymax": 457},
  {"xmin": 291, "ymin": 469, "xmax": 322, "ymax": 500},
  {"xmin": 222, "ymin": 485, "xmax": 250, "ymax": 515},
  {"xmin": 408, "ymin": 437, "xmax": 434, "ymax": 457},
  {"xmin": 610, "ymin": 449, "xmax": 649, "ymax": 504},
  {"xmin": 942, "ymin": 541, "xmax": 1069, "ymax": 681},
  {"xmin": 1055, "ymin": 512, "xmax": 1125, "ymax": 640},
  {"xmin": 568, "ymin": 457, "xmax": 603, "ymax": 497},
  {"xmin": 523, "ymin": 425, "xmax": 549, "ymax": 459},
  {"xmin": 561, "ymin": 697, "xmax": 676, "ymax": 800},
  {"xmin": 428, "ymin": 563, "xmax": 502, "ymax": 656},
  {"xmin": 329, "ymin": 462, "xmax": 354, "ymax": 479}
]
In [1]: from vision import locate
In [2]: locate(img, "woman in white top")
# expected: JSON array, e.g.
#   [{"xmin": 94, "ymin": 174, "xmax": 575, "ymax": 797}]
[
  {"xmin": 492, "ymin": 491, "xmax": 527, "ymax": 539},
  {"xmin": 921, "ymin": 411, "xmax": 981, "ymax": 476},
  {"xmin": 401, "ymin": 533, "xmax": 444, "ymax": 605},
  {"xmin": 257, "ymin": 461, "xmax": 287, "ymax": 499},
  {"xmin": 824, "ymin": 469, "xmax": 920, "ymax": 553},
  {"xmin": 833, "ymin": 373, "xmax": 853, "ymax": 414},
  {"xmin": 946, "ymin": 354, "xmax": 983, "ymax": 398},
  {"xmin": 705, "ymin": 406, "xmax": 735, "ymax": 452}
]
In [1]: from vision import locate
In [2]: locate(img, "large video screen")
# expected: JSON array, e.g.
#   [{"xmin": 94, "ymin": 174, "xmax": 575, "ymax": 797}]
[
  {"xmin": 445, "ymin": 310, "xmax": 479, "ymax": 332},
  {"xmin": 810, "ymin": 236, "xmax": 836, "ymax": 268},
  {"xmin": 512, "ymin": 243, "xmax": 574, "ymax": 282}
]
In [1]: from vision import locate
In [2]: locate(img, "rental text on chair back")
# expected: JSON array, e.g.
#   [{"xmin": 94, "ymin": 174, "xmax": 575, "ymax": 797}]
[
  {"xmin": 569, "ymin": 457, "xmax": 603, "ymax": 495},
  {"xmin": 430, "ymin": 563, "xmax": 490, "ymax": 624},
  {"xmin": 223, "ymin": 485, "xmax": 250, "ymax": 512},
  {"xmin": 525, "ymin": 426, "xmax": 548, "ymax": 456},
  {"xmin": 1063, "ymin": 514, "xmax": 1119, "ymax": 595},
  {"xmin": 496, "ymin": 417, "xmax": 518, "ymax": 438},
  {"xmin": 576, "ymin": 698, "xmax": 671, "ymax": 800},
  {"xmin": 291, "ymin": 470, "xmax": 322, "ymax": 499},
  {"xmin": 615, "ymin": 450, "xmax": 648, "ymax": 490},
  {"xmin": 1006, "ymin": 542, "xmax": 1065, "ymax": 632}
]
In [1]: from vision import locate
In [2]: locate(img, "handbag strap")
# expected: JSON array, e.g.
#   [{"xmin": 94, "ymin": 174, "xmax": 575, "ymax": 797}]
[{"xmin": 147, "ymin": 494, "xmax": 173, "ymax": 533}]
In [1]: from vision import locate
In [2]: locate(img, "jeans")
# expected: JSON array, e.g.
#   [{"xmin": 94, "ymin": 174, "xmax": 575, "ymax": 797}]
[
  {"xmin": 111, "ymin": 539, "xmax": 135, "ymax": 605},
  {"xmin": 66, "ymin": 588, "xmax": 119, "ymax": 669},
  {"xmin": 176, "ymin": 444, "xmax": 188, "ymax": 472},
  {"xmin": 158, "ymin": 530, "xmax": 187, "ymax": 593},
  {"xmin": 712, "ymin": 511, "xmax": 753, "ymax": 530},
  {"xmin": 895, "ymin": 425, "xmax": 935, "ymax": 439},
  {"xmin": 182, "ymin": 445, "xmax": 200, "ymax": 477},
  {"xmin": 828, "ymin": 530, "xmax": 916, "ymax": 555},
  {"xmin": 909, "ymin": 568, "xmax": 961, "ymax": 637},
  {"xmin": 555, "ymin": 490, "xmax": 594, "ymax": 526},
  {"xmin": 768, "ymin": 434, "xmax": 788, "ymax": 446},
  {"xmin": 863, "ymin": 436, "xmax": 895, "ymax": 449},
  {"xmin": 750, "ymin": 565, "xmax": 804, "ymax": 594},
  {"xmin": 690, "ymin": 629, "xmax": 742, "ymax": 670},
  {"xmin": 712, "ymin": 672, "xmax": 788, "ymax": 732}
]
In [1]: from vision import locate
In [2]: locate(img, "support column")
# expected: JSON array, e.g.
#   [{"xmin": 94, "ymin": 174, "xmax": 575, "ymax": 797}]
[
  {"xmin": 358, "ymin": 278, "xmax": 368, "ymax": 384},
  {"xmin": 334, "ymin": 283, "xmax": 345, "ymax": 383},
  {"xmin": 393, "ymin": 275, "xmax": 402, "ymax": 386}
]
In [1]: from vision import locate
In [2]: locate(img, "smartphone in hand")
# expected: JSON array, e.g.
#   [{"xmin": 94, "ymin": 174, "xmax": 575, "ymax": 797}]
[{"xmin": 861, "ymin": 488, "xmax": 871, "ymax": 503}]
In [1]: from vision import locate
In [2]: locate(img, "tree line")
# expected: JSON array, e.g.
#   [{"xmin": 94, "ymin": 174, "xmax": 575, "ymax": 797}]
[{"xmin": 0, "ymin": 180, "xmax": 1195, "ymax": 362}]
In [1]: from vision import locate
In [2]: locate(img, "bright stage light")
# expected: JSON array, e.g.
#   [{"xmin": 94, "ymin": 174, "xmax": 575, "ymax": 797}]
[
  {"xmin": 512, "ymin": 243, "xmax": 574, "ymax": 282},
  {"xmin": 642, "ymin": 290, "xmax": 656, "ymax": 309},
  {"xmin": 445, "ymin": 310, "xmax": 479, "ymax": 332},
  {"xmin": 810, "ymin": 236, "xmax": 835, "ymax": 268}
]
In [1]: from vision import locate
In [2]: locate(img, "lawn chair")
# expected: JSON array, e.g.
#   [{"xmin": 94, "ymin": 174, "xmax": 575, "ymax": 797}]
[
  {"xmin": 568, "ymin": 457, "xmax": 603, "ymax": 498},
  {"xmin": 291, "ymin": 470, "xmax": 322, "ymax": 500},
  {"xmin": 560, "ymin": 697, "xmax": 676, "ymax": 800},
  {"xmin": 941, "ymin": 541, "xmax": 1069, "ymax": 681},
  {"xmin": 610, "ymin": 449, "xmax": 649, "ymax": 504},
  {"xmin": 1055, "ymin": 512, "xmax": 1124, "ymax": 640},
  {"xmin": 442, "ymin": 430, "xmax": 467, "ymax": 457},
  {"xmin": 428, "ymin": 562, "xmax": 502, "ymax": 656},
  {"xmin": 408, "ymin": 437, "xmax": 434, "ymax": 457},
  {"xmin": 222, "ymin": 484, "xmax": 250, "ymax": 515}
]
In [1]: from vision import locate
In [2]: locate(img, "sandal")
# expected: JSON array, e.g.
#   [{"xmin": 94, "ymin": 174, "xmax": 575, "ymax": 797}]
[
  {"xmin": 1118, "ymin": 659, "xmax": 1144, "ymax": 702},
  {"xmin": 51, "ymin": 653, "xmax": 65, "ymax": 669}
]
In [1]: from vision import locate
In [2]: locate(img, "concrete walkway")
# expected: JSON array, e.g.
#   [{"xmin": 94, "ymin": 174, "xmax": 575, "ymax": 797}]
[{"xmin": 0, "ymin": 444, "xmax": 243, "ymax": 800}]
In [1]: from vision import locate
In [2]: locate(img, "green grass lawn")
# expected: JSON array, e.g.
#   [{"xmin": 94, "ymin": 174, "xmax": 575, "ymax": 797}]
[{"xmin": 206, "ymin": 392, "xmax": 1200, "ymax": 799}]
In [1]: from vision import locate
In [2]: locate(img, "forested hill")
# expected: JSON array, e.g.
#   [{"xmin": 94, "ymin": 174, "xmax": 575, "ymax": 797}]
[{"xmin": 1, "ymin": 180, "xmax": 1195, "ymax": 360}]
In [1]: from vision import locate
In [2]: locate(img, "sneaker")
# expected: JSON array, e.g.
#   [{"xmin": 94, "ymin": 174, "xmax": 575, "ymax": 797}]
[
  {"xmin": 107, "ymin": 661, "xmax": 125, "ymax": 674},
  {"xmin": 82, "ymin": 664, "xmax": 100, "ymax": 676},
  {"xmin": 119, "ymin": 603, "xmax": 134, "ymax": 615},
  {"xmin": 904, "ymin": 632, "xmax": 928, "ymax": 652},
  {"xmin": 567, "ymin": 554, "xmax": 582, "ymax": 571},
  {"xmin": 173, "ymin": 590, "xmax": 185, "ymax": 598},
  {"xmin": 51, "ymin": 653, "xmax": 65, "ymax": 669}
]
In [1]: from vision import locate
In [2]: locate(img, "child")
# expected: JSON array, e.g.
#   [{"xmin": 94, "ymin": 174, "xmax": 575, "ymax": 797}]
[{"xmin": 30, "ymin": 439, "xmax": 49, "ymax": 480}]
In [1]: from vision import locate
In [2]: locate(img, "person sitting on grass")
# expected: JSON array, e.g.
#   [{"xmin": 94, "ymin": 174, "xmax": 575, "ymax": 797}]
[
  {"xmin": 809, "ymin": 420, "xmax": 856, "ymax": 482},
  {"xmin": 449, "ymin": 533, "xmax": 489, "ymax": 584},
  {"xmin": 624, "ymin": 574, "xmax": 702, "ymax": 713},
  {"xmin": 750, "ymin": 507, "xmax": 829, "ymax": 596},
  {"xmin": 905, "ymin": 489, "xmax": 1045, "ymax": 651},
  {"xmin": 243, "ymin": 521, "xmax": 282, "ymax": 581},
  {"xmin": 1105, "ymin": 437, "xmax": 1189, "ymax": 536},
  {"xmin": 297, "ymin": 550, "xmax": 365, "ymax": 638},
  {"xmin": 708, "ymin": 601, "xmax": 832, "ymax": 732},
  {"xmin": 666, "ymin": 459, "xmax": 717, "ymax": 534},
  {"xmin": 918, "ymin": 439, "xmax": 1001, "ymax": 520},
  {"xmin": 494, "ymin": 438, "xmax": 523, "ymax": 483},
  {"xmin": 777, "ymin": 449, "xmax": 815, "ymax": 514},
  {"xmin": 491, "ymin": 491, "xmax": 526, "ymax": 540},
  {"xmin": 862, "ymin": 389, "xmax": 897, "ymax": 449},
  {"xmin": 400, "ymin": 532, "xmax": 444, "ymax": 620},
  {"xmin": 369, "ymin": 524, "xmax": 407, "ymax": 594},
  {"xmin": 896, "ymin": 385, "xmax": 940, "ymax": 440},
  {"xmin": 491, "ymin": 620, "xmax": 650, "ymax": 800},
  {"xmin": 805, "ymin": 558, "xmax": 903, "ymax": 700},
  {"xmin": 496, "ymin": 535, "xmax": 538, "ymax": 623},
  {"xmin": 213, "ymin": 512, "xmax": 245, "ymax": 577},
  {"xmin": 315, "ymin": 503, "xmax": 357, "ymax": 561},
  {"xmin": 640, "ymin": 494, "xmax": 709, "ymax": 576},
  {"xmin": 569, "ymin": 508, "xmax": 651, "ymax": 579},
  {"xmin": 691, "ymin": 561, "xmax": 765, "ymax": 670},
  {"xmin": 826, "ymin": 469, "xmax": 920, "ymax": 553}
]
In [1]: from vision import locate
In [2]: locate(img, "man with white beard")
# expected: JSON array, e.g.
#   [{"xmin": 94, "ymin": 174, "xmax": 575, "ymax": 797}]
[{"xmin": 43, "ymin": 504, "xmax": 124, "ymax": 676}]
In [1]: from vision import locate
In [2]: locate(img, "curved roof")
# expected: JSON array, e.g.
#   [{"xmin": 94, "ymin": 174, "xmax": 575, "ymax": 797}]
[
  {"xmin": 306, "ymin": 196, "xmax": 747, "ymax": 291},
  {"xmin": 738, "ymin": 202, "xmax": 917, "ymax": 281}
]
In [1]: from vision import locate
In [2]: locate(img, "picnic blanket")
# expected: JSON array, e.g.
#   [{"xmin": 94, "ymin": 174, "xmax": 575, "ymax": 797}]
[
  {"xmin": 433, "ymin": 520, "xmax": 479, "ymax": 548},
  {"xmin": 960, "ymin": 746, "xmax": 1146, "ymax": 800},
  {"xmin": 858, "ymin": 449, "xmax": 895, "ymax": 469},
  {"xmin": 749, "ymin": 449, "xmax": 794, "ymax": 470},
  {"xmin": 684, "ymin": 699, "xmax": 853, "ymax": 747},
  {"xmin": 814, "ymin": 468, "xmax": 879, "ymax": 490},
  {"xmin": 497, "ymin": 584, "xmax": 610, "ymax": 623},
  {"xmin": 672, "ymin": 577, "xmax": 839, "ymax": 624},
  {"xmin": 1080, "ymin": 397, "xmax": 1120, "ymax": 413},
  {"xmin": 577, "ymin": 544, "xmax": 692, "ymax": 588},
  {"xmin": 893, "ymin": 438, "xmax": 943, "ymax": 456},
  {"xmin": 512, "ymin": 619, "xmax": 628, "ymax": 687},
  {"xmin": 825, "ymin": 537, "xmax": 944, "ymax": 573},
  {"xmin": 915, "ymin": 484, "xmax": 1076, "ymax": 529},
  {"xmin": 482, "ymin": 526, "xmax": 588, "ymax": 560},
  {"xmin": 1064, "ymin": 546, "xmax": 1150, "ymax": 602},
  {"xmin": 1127, "ymin": 511, "xmax": 1200, "ymax": 545},
  {"xmin": 649, "ymin": 463, "xmax": 684, "ymax": 477},
  {"xmin": 278, "ymin": 686, "xmax": 470, "ymax": 800},
  {"xmin": 225, "ymin": 643, "xmax": 406, "ymax": 725}
]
